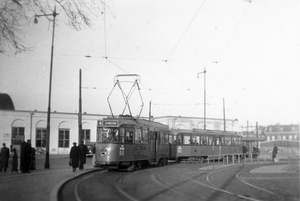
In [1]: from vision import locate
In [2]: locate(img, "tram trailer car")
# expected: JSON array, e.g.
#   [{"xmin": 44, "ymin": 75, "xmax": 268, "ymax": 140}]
[
  {"xmin": 94, "ymin": 115, "xmax": 173, "ymax": 171},
  {"xmin": 171, "ymin": 129, "xmax": 243, "ymax": 163}
]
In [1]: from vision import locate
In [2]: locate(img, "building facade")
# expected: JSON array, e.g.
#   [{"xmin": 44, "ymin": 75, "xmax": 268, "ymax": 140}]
[
  {"xmin": 153, "ymin": 116, "xmax": 239, "ymax": 131},
  {"xmin": 263, "ymin": 124, "xmax": 299, "ymax": 141},
  {"xmin": 0, "ymin": 109, "xmax": 106, "ymax": 154}
]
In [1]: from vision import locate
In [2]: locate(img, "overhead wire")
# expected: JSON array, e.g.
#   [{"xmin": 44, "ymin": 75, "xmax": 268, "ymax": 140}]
[
  {"xmin": 103, "ymin": 0, "xmax": 107, "ymax": 57},
  {"xmin": 165, "ymin": 0, "xmax": 207, "ymax": 61},
  {"xmin": 215, "ymin": 1, "xmax": 251, "ymax": 64}
]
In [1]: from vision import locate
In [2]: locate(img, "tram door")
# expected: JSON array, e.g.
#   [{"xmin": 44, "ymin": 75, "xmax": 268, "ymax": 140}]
[{"xmin": 150, "ymin": 131, "xmax": 157, "ymax": 163}]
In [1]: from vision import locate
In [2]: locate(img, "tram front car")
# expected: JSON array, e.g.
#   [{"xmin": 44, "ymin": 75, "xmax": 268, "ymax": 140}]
[{"xmin": 94, "ymin": 116, "xmax": 170, "ymax": 170}]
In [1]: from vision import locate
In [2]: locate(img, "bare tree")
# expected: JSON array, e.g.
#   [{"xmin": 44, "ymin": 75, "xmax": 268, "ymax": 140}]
[{"xmin": 0, "ymin": 0, "xmax": 103, "ymax": 54}]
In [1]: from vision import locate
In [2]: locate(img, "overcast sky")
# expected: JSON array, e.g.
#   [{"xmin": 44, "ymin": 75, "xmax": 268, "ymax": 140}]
[{"xmin": 1, "ymin": 0, "xmax": 299, "ymax": 129}]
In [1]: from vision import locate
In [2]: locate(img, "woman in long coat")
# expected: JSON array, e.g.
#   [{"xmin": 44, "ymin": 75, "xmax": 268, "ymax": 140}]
[
  {"xmin": 70, "ymin": 142, "xmax": 80, "ymax": 172},
  {"xmin": 11, "ymin": 148, "xmax": 18, "ymax": 173}
]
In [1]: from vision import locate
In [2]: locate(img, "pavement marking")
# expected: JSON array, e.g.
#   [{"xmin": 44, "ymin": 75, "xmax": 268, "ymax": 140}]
[
  {"xmin": 114, "ymin": 174, "xmax": 140, "ymax": 201},
  {"xmin": 236, "ymin": 171, "xmax": 276, "ymax": 195},
  {"xmin": 74, "ymin": 174, "xmax": 93, "ymax": 201},
  {"xmin": 182, "ymin": 170, "xmax": 262, "ymax": 201}
]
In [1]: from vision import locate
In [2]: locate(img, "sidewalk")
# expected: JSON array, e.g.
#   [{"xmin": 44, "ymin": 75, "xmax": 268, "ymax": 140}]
[{"xmin": 0, "ymin": 154, "xmax": 100, "ymax": 201}]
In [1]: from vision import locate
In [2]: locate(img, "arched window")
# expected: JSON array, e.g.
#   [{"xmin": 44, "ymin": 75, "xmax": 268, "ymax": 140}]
[
  {"xmin": 36, "ymin": 121, "xmax": 47, "ymax": 148},
  {"xmin": 58, "ymin": 122, "xmax": 70, "ymax": 148},
  {"xmin": 11, "ymin": 119, "xmax": 25, "ymax": 144}
]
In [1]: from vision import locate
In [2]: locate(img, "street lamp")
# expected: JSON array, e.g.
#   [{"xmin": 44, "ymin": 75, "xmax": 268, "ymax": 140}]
[
  {"xmin": 34, "ymin": 7, "xmax": 59, "ymax": 169},
  {"xmin": 197, "ymin": 68, "xmax": 207, "ymax": 130}
]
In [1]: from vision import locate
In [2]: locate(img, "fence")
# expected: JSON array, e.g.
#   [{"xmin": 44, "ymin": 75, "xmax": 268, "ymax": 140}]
[
  {"xmin": 203, "ymin": 152, "xmax": 300, "ymax": 170},
  {"xmin": 287, "ymin": 155, "xmax": 300, "ymax": 171}
]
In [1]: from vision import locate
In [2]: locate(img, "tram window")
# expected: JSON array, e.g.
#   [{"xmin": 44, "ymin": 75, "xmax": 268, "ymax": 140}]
[
  {"xmin": 225, "ymin": 137, "xmax": 231, "ymax": 145},
  {"xmin": 232, "ymin": 137, "xmax": 238, "ymax": 145},
  {"xmin": 220, "ymin": 136, "xmax": 225, "ymax": 145},
  {"xmin": 101, "ymin": 128, "xmax": 118, "ymax": 143},
  {"xmin": 142, "ymin": 129, "xmax": 149, "ymax": 144},
  {"xmin": 120, "ymin": 128, "xmax": 125, "ymax": 143},
  {"xmin": 215, "ymin": 137, "xmax": 220, "ymax": 146},
  {"xmin": 160, "ymin": 133, "xmax": 165, "ymax": 144},
  {"xmin": 208, "ymin": 136, "xmax": 213, "ymax": 145},
  {"xmin": 191, "ymin": 135, "xmax": 200, "ymax": 145},
  {"xmin": 201, "ymin": 135, "xmax": 208, "ymax": 145},
  {"xmin": 176, "ymin": 134, "xmax": 182, "ymax": 145},
  {"xmin": 135, "ymin": 128, "xmax": 142, "ymax": 143},
  {"xmin": 164, "ymin": 131, "xmax": 169, "ymax": 144},
  {"xmin": 183, "ymin": 134, "xmax": 191, "ymax": 145},
  {"xmin": 125, "ymin": 130, "xmax": 134, "ymax": 143}
]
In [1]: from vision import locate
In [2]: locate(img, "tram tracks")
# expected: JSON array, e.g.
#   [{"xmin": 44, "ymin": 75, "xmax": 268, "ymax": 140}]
[{"xmin": 58, "ymin": 164, "xmax": 288, "ymax": 201}]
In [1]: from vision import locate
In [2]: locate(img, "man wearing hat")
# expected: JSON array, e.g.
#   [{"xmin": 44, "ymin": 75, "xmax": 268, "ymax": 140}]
[
  {"xmin": 0, "ymin": 143, "xmax": 10, "ymax": 172},
  {"xmin": 69, "ymin": 142, "xmax": 80, "ymax": 172}
]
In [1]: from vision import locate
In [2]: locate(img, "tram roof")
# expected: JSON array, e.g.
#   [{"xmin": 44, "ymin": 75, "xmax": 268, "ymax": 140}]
[
  {"xmin": 170, "ymin": 128, "xmax": 239, "ymax": 136},
  {"xmin": 103, "ymin": 116, "xmax": 169, "ymax": 130}
]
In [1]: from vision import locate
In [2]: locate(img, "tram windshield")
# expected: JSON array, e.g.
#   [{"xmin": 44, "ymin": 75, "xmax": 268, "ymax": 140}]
[{"xmin": 98, "ymin": 128, "xmax": 119, "ymax": 143}]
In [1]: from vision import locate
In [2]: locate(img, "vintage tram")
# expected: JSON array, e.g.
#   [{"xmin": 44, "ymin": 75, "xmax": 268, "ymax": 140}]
[
  {"xmin": 94, "ymin": 115, "xmax": 173, "ymax": 170},
  {"xmin": 171, "ymin": 129, "xmax": 243, "ymax": 163}
]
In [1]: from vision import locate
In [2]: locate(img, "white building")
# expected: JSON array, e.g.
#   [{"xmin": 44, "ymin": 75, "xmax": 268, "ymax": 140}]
[{"xmin": 0, "ymin": 109, "xmax": 106, "ymax": 154}]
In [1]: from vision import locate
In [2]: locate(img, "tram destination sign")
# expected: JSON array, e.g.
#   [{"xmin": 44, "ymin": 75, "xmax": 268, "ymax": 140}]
[{"xmin": 103, "ymin": 121, "xmax": 118, "ymax": 126}]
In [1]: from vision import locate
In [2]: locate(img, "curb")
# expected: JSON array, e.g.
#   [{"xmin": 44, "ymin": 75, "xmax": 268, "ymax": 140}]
[{"xmin": 49, "ymin": 168, "xmax": 103, "ymax": 201}]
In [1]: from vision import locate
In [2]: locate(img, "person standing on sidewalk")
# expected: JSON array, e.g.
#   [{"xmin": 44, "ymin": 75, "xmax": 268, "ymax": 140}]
[
  {"xmin": 11, "ymin": 148, "xmax": 18, "ymax": 173},
  {"xmin": 0, "ymin": 143, "xmax": 10, "ymax": 173},
  {"xmin": 272, "ymin": 144, "xmax": 278, "ymax": 162},
  {"xmin": 70, "ymin": 142, "xmax": 80, "ymax": 172},
  {"xmin": 78, "ymin": 140, "xmax": 89, "ymax": 170}
]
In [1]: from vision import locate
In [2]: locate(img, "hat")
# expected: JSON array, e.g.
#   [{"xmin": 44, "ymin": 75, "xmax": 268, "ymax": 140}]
[{"xmin": 73, "ymin": 142, "xmax": 77, "ymax": 145}]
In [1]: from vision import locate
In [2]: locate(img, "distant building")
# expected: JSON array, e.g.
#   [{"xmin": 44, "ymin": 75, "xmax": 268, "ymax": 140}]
[
  {"xmin": 153, "ymin": 116, "xmax": 238, "ymax": 131},
  {"xmin": 264, "ymin": 123, "xmax": 299, "ymax": 141}
]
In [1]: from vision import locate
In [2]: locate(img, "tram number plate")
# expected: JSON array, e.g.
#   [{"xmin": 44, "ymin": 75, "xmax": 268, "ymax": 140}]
[
  {"xmin": 120, "ymin": 145, "xmax": 125, "ymax": 156},
  {"xmin": 177, "ymin": 146, "xmax": 182, "ymax": 153}
]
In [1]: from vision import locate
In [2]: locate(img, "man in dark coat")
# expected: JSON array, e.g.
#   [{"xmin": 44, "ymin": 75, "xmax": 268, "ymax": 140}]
[
  {"xmin": 70, "ymin": 142, "xmax": 80, "ymax": 172},
  {"xmin": 78, "ymin": 140, "xmax": 89, "ymax": 170},
  {"xmin": 272, "ymin": 144, "xmax": 278, "ymax": 162},
  {"xmin": 0, "ymin": 143, "xmax": 10, "ymax": 172}
]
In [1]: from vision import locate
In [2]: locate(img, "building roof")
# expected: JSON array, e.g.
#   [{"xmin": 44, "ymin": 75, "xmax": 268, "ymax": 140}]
[
  {"xmin": 265, "ymin": 124, "xmax": 299, "ymax": 132},
  {"xmin": 0, "ymin": 93, "xmax": 15, "ymax": 110}
]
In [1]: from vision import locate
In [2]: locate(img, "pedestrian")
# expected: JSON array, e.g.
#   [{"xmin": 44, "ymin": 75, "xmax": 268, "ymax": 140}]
[
  {"xmin": 272, "ymin": 143, "xmax": 278, "ymax": 162},
  {"xmin": 11, "ymin": 148, "xmax": 18, "ymax": 173},
  {"xmin": 23, "ymin": 140, "xmax": 32, "ymax": 173},
  {"xmin": 242, "ymin": 143, "xmax": 248, "ymax": 159},
  {"xmin": 78, "ymin": 140, "xmax": 89, "ymax": 170},
  {"xmin": 20, "ymin": 140, "xmax": 30, "ymax": 173},
  {"xmin": 0, "ymin": 143, "xmax": 10, "ymax": 173},
  {"xmin": 70, "ymin": 142, "xmax": 80, "ymax": 172},
  {"xmin": 30, "ymin": 147, "xmax": 36, "ymax": 170},
  {"xmin": 91, "ymin": 143, "xmax": 96, "ymax": 167}
]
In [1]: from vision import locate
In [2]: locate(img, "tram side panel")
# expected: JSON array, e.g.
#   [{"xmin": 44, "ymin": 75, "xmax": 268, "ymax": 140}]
[{"xmin": 95, "ymin": 143, "xmax": 153, "ymax": 168}]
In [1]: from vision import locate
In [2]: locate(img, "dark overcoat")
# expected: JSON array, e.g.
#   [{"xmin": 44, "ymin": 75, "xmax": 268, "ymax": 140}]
[
  {"xmin": 70, "ymin": 146, "xmax": 80, "ymax": 168},
  {"xmin": 78, "ymin": 144, "xmax": 89, "ymax": 164}
]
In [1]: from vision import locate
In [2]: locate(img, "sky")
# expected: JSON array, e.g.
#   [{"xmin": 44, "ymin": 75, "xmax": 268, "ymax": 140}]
[{"xmin": 1, "ymin": 0, "xmax": 300, "ymax": 129}]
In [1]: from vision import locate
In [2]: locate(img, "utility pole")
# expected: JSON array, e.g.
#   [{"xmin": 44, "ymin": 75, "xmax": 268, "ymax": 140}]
[
  {"xmin": 149, "ymin": 101, "xmax": 152, "ymax": 121},
  {"xmin": 34, "ymin": 7, "xmax": 59, "ymax": 169},
  {"xmin": 197, "ymin": 68, "xmax": 207, "ymax": 130},
  {"xmin": 223, "ymin": 98, "xmax": 226, "ymax": 131},
  {"xmin": 78, "ymin": 69, "xmax": 82, "ymax": 144}
]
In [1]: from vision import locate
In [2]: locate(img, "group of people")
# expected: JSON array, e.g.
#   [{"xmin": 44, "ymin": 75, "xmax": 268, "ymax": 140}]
[
  {"xmin": 0, "ymin": 140, "xmax": 36, "ymax": 173},
  {"xmin": 20, "ymin": 140, "xmax": 36, "ymax": 173},
  {"xmin": 69, "ymin": 140, "xmax": 89, "ymax": 172}
]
